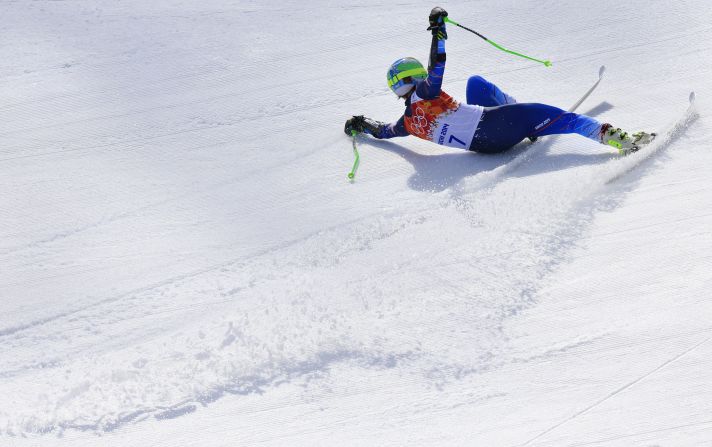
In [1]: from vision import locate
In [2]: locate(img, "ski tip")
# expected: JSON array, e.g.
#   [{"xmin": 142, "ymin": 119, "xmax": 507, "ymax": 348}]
[
  {"xmin": 598, "ymin": 65, "xmax": 606, "ymax": 78},
  {"xmin": 689, "ymin": 91, "xmax": 696, "ymax": 104}
]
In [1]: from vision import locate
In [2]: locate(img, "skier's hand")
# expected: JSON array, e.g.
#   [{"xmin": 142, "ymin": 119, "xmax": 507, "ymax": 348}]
[
  {"xmin": 427, "ymin": 7, "xmax": 448, "ymax": 39},
  {"xmin": 428, "ymin": 7, "xmax": 448, "ymax": 27},
  {"xmin": 428, "ymin": 24, "xmax": 447, "ymax": 40},
  {"xmin": 344, "ymin": 115, "xmax": 366, "ymax": 136}
]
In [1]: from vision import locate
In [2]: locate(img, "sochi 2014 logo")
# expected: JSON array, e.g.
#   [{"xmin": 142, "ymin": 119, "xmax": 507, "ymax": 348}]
[{"xmin": 410, "ymin": 105, "xmax": 431, "ymax": 138}]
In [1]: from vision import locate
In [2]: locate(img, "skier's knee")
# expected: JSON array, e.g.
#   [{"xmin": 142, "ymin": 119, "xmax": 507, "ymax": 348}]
[
  {"xmin": 466, "ymin": 75, "xmax": 492, "ymax": 105},
  {"xmin": 467, "ymin": 75, "xmax": 489, "ymax": 90}
]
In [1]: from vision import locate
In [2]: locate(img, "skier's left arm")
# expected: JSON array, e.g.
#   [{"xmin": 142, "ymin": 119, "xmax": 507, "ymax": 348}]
[
  {"xmin": 417, "ymin": 7, "xmax": 448, "ymax": 99},
  {"xmin": 344, "ymin": 115, "xmax": 409, "ymax": 139}
]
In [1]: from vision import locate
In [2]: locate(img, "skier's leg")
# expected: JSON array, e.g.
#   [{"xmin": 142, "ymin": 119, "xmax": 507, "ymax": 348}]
[
  {"xmin": 526, "ymin": 103, "xmax": 602, "ymax": 139},
  {"xmin": 466, "ymin": 75, "xmax": 517, "ymax": 107},
  {"xmin": 470, "ymin": 103, "xmax": 602, "ymax": 153}
]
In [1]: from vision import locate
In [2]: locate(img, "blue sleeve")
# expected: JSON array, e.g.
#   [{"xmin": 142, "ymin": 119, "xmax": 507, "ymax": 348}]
[
  {"xmin": 365, "ymin": 116, "xmax": 408, "ymax": 139},
  {"xmin": 416, "ymin": 28, "xmax": 446, "ymax": 99}
]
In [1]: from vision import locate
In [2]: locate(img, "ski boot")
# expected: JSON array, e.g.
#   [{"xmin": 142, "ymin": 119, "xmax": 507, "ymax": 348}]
[{"xmin": 600, "ymin": 124, "xmax": 656, "ymax": 155}]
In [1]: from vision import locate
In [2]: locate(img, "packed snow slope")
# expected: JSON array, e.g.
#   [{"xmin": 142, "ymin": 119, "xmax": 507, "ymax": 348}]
[{"xmin": 1, "ymin": 0, "xmax": 711, "ymax": 445}]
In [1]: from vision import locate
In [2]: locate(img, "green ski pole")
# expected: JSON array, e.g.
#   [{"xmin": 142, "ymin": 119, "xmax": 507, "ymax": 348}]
[
  {"xmin": 347, "ymin": 130, "xmax": 360, "ymax": 180},
  {"xmin": 444, "ymin": 17, "xmax": 552, "ymax": 67}
]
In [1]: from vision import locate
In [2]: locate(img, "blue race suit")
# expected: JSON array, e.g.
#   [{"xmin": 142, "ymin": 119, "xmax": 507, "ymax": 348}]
[{"xmin": 466, "ymin": 76, "xmax": 601, "ymax": 153}]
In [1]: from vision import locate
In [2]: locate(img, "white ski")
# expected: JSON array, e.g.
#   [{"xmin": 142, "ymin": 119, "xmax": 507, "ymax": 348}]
[
  {"xmin": 568, "ymin": 65, "xmax": 606, "ymax": 113},
  {"xmin": 469, "ymin": 65, "xmax": 606, "ymax": 190},
  {"xmin": 605, "ymin": 91, "xmax": 698, "ymax": 184}
]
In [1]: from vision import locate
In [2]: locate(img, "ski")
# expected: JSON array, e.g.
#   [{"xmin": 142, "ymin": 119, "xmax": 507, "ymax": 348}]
[
  {"xmin": 568, "ymin": 65, "xmax": 606, "ymax": 113},
  {"xmin": 470, "ymin": 65, "xmax": 606, "ymax": 189},
  {"xmin": 605, "ymin": 92, "xmax": 697, "ymax": 184}
]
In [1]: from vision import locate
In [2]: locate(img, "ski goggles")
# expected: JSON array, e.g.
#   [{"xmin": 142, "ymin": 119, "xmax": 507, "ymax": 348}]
[{"xmin": 387, "ymin": 67, "xmax": 428, "ymax": 88}]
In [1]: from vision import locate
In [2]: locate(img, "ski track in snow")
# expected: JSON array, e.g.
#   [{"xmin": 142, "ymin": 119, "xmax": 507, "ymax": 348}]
[
  {"xmin": 1, "ymin": 0, "xmax": 711, "ymax": 443},
  {"xmin": 520, "ymin": 335, "xmax": 712, "ymax": 446},
  {"xmin": 1, "ymin": 107, "xmax": 699, "ymax": 435}
]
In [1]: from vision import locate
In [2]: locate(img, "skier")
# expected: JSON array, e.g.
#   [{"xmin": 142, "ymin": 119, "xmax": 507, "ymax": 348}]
[{"xmin": 344, "ymin": 7, "xmax": 654, "ymax": 155}]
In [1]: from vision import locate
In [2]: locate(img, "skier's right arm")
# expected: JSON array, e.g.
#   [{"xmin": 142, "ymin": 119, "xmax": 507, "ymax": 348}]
[
  {"xmin": 344, "ymin": 115, "xmax": 408, "ymax": 139},
  {"xmin": 418, "ymin": 7, "xmax": 448, "ymax": 99}
]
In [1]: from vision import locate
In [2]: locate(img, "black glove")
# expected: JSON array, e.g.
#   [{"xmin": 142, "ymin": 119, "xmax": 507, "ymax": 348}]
[
  {"xmin": 429, "ymin": 24, "xmax": 447, "ymax": 40},
  {"xmin": 345, "ymin": 115, "xmax": 386, "ymax": 137},
  {"xmin": 427, "ymin": 7, "xmax": 448, "ymax": 39},
  {"xmin": 428, "ymin": 7, "xmax": 448, "ymax": 27},
  {"xmin": 344, "ymin": 115, "xmax": 366, "ymax": 135}
]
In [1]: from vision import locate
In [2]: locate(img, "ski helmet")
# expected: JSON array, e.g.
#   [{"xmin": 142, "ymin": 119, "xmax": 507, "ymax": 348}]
[{"xmin": 387, "ymin": 57, "xmax": 427, "ymax": 97}]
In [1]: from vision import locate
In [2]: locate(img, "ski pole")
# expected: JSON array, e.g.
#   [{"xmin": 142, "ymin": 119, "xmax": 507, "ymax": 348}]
[
  {"xmin": 444, "ymin": 17, "xmax": 552, "ymax": 67},
  {"xmin": 347, "ymin": 130, "xmax": 360, "ymax": 180}
]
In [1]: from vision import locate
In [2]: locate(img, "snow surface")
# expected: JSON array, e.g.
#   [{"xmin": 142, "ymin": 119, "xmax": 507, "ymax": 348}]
[{"xmin": 1, "ymin": 0, "xmax": 711, "ymax": 445}]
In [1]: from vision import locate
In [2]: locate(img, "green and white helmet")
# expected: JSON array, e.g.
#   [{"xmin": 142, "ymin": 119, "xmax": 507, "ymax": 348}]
[{"xmin": 387, "ymin": 57, "xmax": 427, "ymax": 97}]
